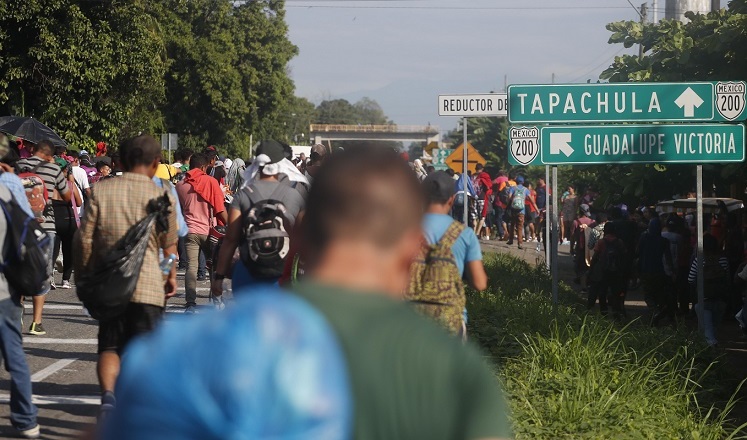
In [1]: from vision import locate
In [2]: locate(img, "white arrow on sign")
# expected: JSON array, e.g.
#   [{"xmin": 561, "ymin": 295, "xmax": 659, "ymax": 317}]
[
  {"xmin": 549, "ymin": 132, "xmax": 574, "ymax": 157},
  {"xmin": 674, "ymin": 87, "xmax": 705, "ymax": 117}
]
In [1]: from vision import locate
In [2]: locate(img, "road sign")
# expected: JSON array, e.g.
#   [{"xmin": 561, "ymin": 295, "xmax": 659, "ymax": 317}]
[
  {"xmin": 507, "ymin": 82, "xmax": 747, "ymax": 124},
  {"xmin": 445, "ymin": 143, "xmax": 485, "ymax": 173},
  {"xmin": 508, "ymin": 123, "xmax": 745, "ymax": 166},
  {"xmin": 438, "ymin": 93, "xmax": 508, "ymax": 117},
  {"xmin": 433, "ymin": 148, "xmax": 454, "ymax": 165}
]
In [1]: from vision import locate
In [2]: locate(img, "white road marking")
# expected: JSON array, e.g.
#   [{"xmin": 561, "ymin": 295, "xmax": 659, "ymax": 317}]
[
  {"xmin": 23, "ymin": 304, "xmax": 83, "ymax": 310},
  {"xmin": 0, "ymin": 394, "xmax": 99, "ymax": 405},
  {"xmin": 31, "ymin": 358, "xmax": 78, "ymax": 382},
  {"xmin": 23, "ymin": 338, "xmax": 97, "ymax": 345}
]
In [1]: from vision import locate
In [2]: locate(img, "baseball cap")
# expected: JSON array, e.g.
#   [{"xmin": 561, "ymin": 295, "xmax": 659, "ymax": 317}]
[
  {"xmin": 55, "ymin": 157, "xmax": 69, "ymax": 170},
  {"xmin": 423, "ymin": 171, "xmax": 456, "ymax": 204},
  {"xmin": 580, "ymin": 203, "xmax": 590, "ymax": 215},
  {"xmin": 516, "ymin": 176, "xmax": 525, "ymax": 184},
  {"xmin": 255, "ymin": 140, "xmax": 285, "ymax": 164},
  {"xmin": 311, "ymin": 144, "xmax": 329, "ymax": 158}
]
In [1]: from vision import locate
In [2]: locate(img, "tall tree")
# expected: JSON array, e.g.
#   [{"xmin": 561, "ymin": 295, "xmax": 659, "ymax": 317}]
[
  {"xmin": 0, "ymin": 0, "xmax": 166, "ymax": 149},
  {"xmin": 597, "ymin": 0, "xmax": 747, "ymax": 200}
]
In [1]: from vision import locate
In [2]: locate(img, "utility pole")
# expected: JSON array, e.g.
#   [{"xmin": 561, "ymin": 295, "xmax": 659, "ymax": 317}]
[{"xmin": 639, "ymin": 3, "xmax": 648, "ymax": 58}]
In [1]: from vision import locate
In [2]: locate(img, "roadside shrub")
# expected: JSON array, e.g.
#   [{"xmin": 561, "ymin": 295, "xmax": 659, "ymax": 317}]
[{"xmin": 468, "ymin": 253, "xmax": 741, "ymax": 439}]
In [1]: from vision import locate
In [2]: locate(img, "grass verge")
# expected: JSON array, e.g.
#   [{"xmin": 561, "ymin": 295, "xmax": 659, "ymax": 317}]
[{"xmin": 468, "ymin": 252, "xmax": 745, "ymax": 439}]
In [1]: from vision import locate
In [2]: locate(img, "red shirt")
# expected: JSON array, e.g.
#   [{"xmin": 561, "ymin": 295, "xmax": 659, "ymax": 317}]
[{"xmin": 175, "ymin": 169, "xmax": 226, "ymax": 235}]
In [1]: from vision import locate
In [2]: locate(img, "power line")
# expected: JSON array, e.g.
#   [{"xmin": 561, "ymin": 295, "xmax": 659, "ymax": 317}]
[{"xmin": 284, "ymin": 4, "xmax": 631, "ymax": 10}]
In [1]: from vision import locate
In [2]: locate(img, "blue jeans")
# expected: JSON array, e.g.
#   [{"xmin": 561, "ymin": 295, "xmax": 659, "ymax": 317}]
[
  {"xmin": 494, "ymin": 206, "xmax": 505, "ymax": 238},
  {"xmin": 695, "ymin": 300, "xmax": 725, "ymax": 346},
  {"xmin": 0, "ymin": 297, "xmax": 37, "ymax": 430}
]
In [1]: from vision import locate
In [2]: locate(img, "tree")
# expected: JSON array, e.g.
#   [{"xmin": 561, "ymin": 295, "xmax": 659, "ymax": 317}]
[
  {"xmin": 0, "ymin": 0, "xmax": 166, "ymax": 150},
  {"xmin": 559, "ymin": 0, "xmax": 747, "ymax": 204},
  {"xmin": 145, "ymin": 0, "xmax": 298, "ymax": 158}
]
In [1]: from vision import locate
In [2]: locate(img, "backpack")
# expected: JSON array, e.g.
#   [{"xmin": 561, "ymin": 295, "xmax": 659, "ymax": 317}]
[
  {"xmin": 511, "ymin": 185, "xmax": 527, "ymax": 210},
  {"xmin": 702, "ymin": 255, "xmax": 728, "ymax": 301},
  {"xmin": 589, "ymin": 238, "xmax": 625, "ymax": 282},
  {"xmin": 0, "ymin": 189, "xmax": 52, "ymax": 296},
  {"xmin": 404, "ymin": 221, "xmax": 466, "ymax": 335},
  {"xmin": 16, "ymin": 163, "xmax": 49, "ymax": 222},
  {"xmin": 498, "ymin": 182, "xmax": 512, "ymax": 206},
  {"xmin": 239, "ymin": 185, "xmax": 291, "ymax": 279}
]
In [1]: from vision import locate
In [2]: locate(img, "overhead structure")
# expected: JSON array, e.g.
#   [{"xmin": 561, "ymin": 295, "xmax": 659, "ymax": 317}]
[{"xmin": 309, "ymin": 124, "xmax": 440, "ymax": 146}]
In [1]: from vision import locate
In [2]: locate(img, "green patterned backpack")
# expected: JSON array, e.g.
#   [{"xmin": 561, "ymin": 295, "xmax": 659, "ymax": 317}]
[{"xmin": 405, "ymin": 221, "xmax": 466, "ymax": 335}]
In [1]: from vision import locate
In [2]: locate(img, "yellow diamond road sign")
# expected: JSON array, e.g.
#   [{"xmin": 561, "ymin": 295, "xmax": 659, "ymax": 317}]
[{"xmin": 445, "ymin": 143, "xmax": 486, "ymax": 174}]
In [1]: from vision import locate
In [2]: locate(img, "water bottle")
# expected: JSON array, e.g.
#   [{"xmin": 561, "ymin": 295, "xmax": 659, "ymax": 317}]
[{"xmin": 160, "ymin": 253, "xmax": 177, "ymax": 275}]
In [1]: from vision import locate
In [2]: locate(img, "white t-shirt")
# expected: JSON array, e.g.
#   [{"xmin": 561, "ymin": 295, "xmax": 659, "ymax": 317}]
[{"xmin": 72, "ymin": 166, "xmax": 90, "ymax": 213}]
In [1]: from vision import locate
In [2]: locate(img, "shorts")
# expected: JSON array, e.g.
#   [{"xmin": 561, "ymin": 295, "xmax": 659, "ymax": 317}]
[
  {"xmin": 98, "ymin": 303, "xmax": 163, "ymax": 354},
  {"xmin": 527, "ymin": 211, "xmax": 538, "ymax": 223}
]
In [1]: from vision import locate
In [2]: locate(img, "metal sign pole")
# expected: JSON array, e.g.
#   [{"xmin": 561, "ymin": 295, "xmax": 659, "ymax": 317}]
[
  {"xmin": 551, "ymin": 165, "xmax": 559, "ymax": 305},
  {"xmin": 545, "ymin": 165, "xmax": 551, "ymax": 268},
  {"xmin": 463, "ymin": 118, "xmax": 468, "ymax": 225},
  {"xmin": 696, "ymin": 165, "xmax": 705, "ymax": 332}
]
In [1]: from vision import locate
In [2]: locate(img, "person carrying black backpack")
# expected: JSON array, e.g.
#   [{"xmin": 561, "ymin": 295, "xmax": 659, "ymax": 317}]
[
  {"xmin": 587, "ymin": 222, "xmax": 627, "ymax": 318},
  {"xmin": 212, "ymin": 141, "xmax": 306, "ymax": 297}
]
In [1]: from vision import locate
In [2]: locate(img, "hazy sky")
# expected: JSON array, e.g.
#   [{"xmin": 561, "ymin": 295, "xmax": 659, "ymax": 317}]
[{"xmin": 285, "ymin": 0, "xmax": 647, "ymax": 130}]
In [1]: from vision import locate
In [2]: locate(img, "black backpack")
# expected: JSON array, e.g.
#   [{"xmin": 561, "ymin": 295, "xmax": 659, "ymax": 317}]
[
  {"xmin": 703, "ymin": 255, "xmax": 728, "ymax": 301},
  {"xmin": 239, "ymin": 185, "xmax": 291, "ymax": 279},
  {"xmin": 499, "ymin": 183, "xmax": 512, "ymax": 206},
  {"xmin": 0, "ymin": 188, "xmax": 52, "ymax": 296},
  {"xmin": 589, "ymin": 238, "xmax": 625, "ymax": 282}
]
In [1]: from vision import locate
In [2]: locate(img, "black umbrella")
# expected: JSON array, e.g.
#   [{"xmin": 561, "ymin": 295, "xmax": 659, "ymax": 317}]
[
  {"xmin": 0, "ymin": 117, "xmax": 67, "ymax": 147},
  {"xmin": 0, "ymin": 116, "xmax": 19, "ymax": 127}
]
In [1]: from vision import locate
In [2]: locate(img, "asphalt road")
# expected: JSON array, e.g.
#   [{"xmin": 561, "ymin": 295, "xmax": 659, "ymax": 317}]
[{"xmin": 0, "ymin": 269, "xmax": 221, "ymax": 440}]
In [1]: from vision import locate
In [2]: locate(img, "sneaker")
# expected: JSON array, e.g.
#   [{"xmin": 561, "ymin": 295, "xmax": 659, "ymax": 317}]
[
  {"xmin": 18, "ymin": 425, "xmax": 40, "ymax": 439},
  {"xmin": 196, "ymin": 275, "xmax": 207, "ymax": 282},
  {"xmin": 98, "ymin": 391, "xmax": 116, "ymax": 423},
  {"xmin": 212, "ymin": 296, "xmax": 225, "ymax": 311},
  {"xmin": 61, "ymin": 280, "xmax": 71, "ymax": 289},
  {"xmin": 28, "ymin": 322, "xmax": 46, "ymax": 336},
  {"xmin": 184, "ymin": 305, "xmax": 199, "ymax": 314},
  {"xmin": 50, "ymin": 281, "xmax": 56, "ymax": 290}
]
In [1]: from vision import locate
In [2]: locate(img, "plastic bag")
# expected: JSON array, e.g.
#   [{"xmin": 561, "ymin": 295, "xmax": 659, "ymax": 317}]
[{"xmin": 77, "ymin": 194, "xmax": 171, "ymax": 320}]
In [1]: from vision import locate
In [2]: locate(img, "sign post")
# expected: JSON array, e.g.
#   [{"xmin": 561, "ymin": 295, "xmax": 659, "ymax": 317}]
[
  {"xmin": 545, "ymin": 165, "xmax": 550, "ymax": 269},
  {"xmin": 463, "ymin": 118, "xmax": 468, "ymax": 225},
  {"xmin": 551, "ymin": 166, "xmax": 559, "ymax": 306},
  {"xmin": 696, "ymin": 165, "xmax": 705, "ymax": 331}
]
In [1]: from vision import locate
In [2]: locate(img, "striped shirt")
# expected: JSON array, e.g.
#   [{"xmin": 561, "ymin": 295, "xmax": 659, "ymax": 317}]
[
  {"xmin": 687, "ymin": 256, "xmax": 729, "ymax": 284},
  {"xmin": 15, "ymin": 156, "xmax": 69, "ymax": 232},
  {"xmin": 75, "ymin": 173, "xmax": 178, "ymax": 307}
]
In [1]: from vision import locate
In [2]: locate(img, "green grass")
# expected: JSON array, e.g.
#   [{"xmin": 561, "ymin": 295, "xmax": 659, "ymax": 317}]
[{"xmin": 468, "ymin": 253, "xmax": 746, "ymax": 439}]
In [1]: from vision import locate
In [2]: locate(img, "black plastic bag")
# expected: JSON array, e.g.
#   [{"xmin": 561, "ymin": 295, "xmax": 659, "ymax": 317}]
[{"xmin": 77, "ymin": 194, "xmax": 171, "ymax": 320}]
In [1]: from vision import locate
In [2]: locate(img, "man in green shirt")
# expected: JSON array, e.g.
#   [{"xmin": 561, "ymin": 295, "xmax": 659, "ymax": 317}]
[{"xmin": 294, "ymin": 148, "xmax": 512, "ymax": 440}]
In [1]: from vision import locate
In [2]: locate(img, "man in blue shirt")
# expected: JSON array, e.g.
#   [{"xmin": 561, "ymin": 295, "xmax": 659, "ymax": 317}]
[
  {"xmin": 507, "ymin": 176, "xmax": 538, "ymax": 250},
  {"xmin": 420, "ymin": 171, "xmax": 488, "ymax": 335},
  {"xmin": 423, "ymin": 171, "xmax": 488, "ymax": 288}
]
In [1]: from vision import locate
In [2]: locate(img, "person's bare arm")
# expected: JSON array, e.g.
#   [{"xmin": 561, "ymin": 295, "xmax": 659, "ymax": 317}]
[
  {"xmin": 465, "ymin": 260, "xmax": 488, "ymax": 291},
  {"xmin": 211, "ymin": 207, "xmax": 242, "ymax": 297},
  {"xmin": 216, "ymin": 210, "xmax": 228, "ymax": 225}
]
